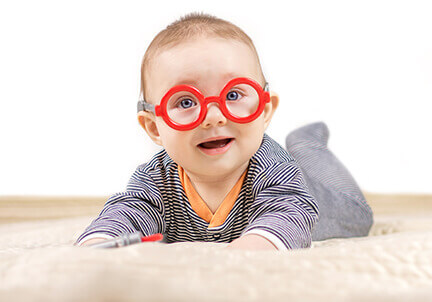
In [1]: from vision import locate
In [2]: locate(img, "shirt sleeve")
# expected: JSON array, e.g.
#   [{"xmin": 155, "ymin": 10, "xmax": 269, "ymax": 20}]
[
  {"xmin": 241, "ymin": 161, "xmax": 319, "ymax": 250},
  {"xmin": 75, "ymin": 167, "xmax": 166, "ymax": 245}
]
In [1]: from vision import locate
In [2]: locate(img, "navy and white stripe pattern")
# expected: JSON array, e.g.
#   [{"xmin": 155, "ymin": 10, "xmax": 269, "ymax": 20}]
[
  {"xmin": 76, "ymin": 134, "xmax": 319, "ymax": 249},
  {"xmin": 285, "ymin": 122, "xmax": 373, "ymax": 241}
]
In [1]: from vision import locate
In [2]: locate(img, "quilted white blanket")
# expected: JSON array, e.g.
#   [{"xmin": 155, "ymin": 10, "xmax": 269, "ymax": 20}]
[{"xmin": 0, "ymin": 194, "xmax": 431, "ymax": 301}]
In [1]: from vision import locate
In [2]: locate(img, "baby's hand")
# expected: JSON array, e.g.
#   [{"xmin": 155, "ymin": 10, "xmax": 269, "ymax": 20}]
[
  {"xmin": 77, "ymin": 238, "xmax": 108, "ymax": 247},
  {"xmin": 226, "ymin": 234, "xmax": 277, "ymax": 251}
]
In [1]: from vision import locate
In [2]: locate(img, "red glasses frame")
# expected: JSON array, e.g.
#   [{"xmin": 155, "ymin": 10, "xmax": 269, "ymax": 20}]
[{"xmin": 137, "ymin": 77, "xmax": 270, "ymax": 131}]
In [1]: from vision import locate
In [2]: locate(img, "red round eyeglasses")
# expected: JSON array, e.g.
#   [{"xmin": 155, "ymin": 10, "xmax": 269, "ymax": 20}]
[{"xmin": 137, "ymin": 77, "xmax": 270, "ymax": 131}]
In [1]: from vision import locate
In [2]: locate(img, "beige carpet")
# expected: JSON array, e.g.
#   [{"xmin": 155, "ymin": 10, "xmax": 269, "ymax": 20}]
[{"xmin": 0, "ymin": 193, "xmax": 431, "ymax": 301}]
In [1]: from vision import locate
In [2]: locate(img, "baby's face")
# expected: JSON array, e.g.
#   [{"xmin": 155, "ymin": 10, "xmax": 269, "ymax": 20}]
[{"xmin": 140, "ymin": 36, "xmax": 278, "ymax": 179}]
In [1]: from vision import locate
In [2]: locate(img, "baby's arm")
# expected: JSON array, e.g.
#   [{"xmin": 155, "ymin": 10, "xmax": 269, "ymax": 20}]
[
  {"xmin": 238, "ymin": 161, "xmax": 319, "ymax": 251},
  {"xmin": 75, "ymin": 167, "xmax": 165, "ymax": 246},
  {"xmin": 75, "ymin": 194, "xmax": 164, "ymax": 246}
]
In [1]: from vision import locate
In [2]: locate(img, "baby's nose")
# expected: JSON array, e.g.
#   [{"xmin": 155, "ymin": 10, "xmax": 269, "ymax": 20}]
[{"xmin": 200, "ymin": 101, "xmax": 227, "ymax": 129}]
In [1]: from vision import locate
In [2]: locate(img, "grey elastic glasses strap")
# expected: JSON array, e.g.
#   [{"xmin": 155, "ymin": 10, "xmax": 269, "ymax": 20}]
[
  {"xmin": 137, "ymin": 99, "xmax": 155, "ymax": 113},
  {"xmin": 137, "ymin": 82, "xmax": 269, "ymax": 113}
]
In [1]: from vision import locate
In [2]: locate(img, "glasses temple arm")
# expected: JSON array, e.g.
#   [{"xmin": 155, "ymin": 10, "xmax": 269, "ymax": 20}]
[{"xmin": 137, "ymin": 100, "xmax": 156, "ymax": 113}]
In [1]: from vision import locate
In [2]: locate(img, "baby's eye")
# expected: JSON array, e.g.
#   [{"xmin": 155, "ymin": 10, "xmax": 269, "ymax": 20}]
[
  {"xmin": 226, "ymin": 90, "xmax": 240, "ymax": 101},
  {"xmin": 177, "ymin": 98, "xmax": 197, "ymax": 109}
]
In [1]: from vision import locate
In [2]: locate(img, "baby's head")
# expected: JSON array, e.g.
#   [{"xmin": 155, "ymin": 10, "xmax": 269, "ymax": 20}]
[{"xmin": 138, "ymin": 13, "xmax": 279, "ymax": 180}]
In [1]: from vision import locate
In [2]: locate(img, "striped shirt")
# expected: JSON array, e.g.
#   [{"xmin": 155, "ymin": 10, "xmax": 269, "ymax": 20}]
[{"xmin": 75, "ymin": 134, "xmax": 319, "ymax": 250}]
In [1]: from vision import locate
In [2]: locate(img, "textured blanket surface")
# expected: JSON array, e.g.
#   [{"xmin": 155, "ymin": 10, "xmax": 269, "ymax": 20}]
[{"xmin": 0, "ymin": 194, "xmax": 431, "ymax": 302}]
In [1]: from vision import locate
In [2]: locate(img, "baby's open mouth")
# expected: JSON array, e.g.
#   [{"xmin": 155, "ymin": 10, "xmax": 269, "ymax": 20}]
[{"xmin": 198, "ymin": 138, "xmax": 234, "ymax": 149}]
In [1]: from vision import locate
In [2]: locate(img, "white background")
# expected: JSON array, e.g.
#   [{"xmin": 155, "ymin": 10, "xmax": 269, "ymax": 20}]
[{"xmin": 0, "ymin": 0, "xmax": 431, "ymax": 196}]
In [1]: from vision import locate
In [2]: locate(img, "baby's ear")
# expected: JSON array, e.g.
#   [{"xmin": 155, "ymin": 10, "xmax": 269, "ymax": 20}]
[
  {"xmin": 137, "ymin": 111, "xmax": 163, "ymax": 146},
  {"xmin": 263, "ymin": 91, "xmax": 279, "ymax": 130}
]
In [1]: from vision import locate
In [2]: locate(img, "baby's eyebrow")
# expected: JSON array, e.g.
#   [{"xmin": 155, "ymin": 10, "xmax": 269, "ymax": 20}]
[{"xmin": 172, "ymin": 78, "xmax": 199, "ymax": 86}]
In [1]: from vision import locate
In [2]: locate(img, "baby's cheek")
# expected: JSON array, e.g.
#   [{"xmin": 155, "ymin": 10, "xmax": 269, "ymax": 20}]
[
  {"xmin": 163, "ymin": 136, "xmax": 193, "ymax": 162},
  {"xmin": 157, "ymin": 124, "xmax": 178, "ymax": 144}
]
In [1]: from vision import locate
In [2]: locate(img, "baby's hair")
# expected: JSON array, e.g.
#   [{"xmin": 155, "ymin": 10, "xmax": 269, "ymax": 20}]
[{"xmin": 140, "ymin": 12, "xmax": 266, "ymax": 101}]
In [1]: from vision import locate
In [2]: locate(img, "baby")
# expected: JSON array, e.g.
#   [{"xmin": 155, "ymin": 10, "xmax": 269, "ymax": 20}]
[{"xmin": 76, "ymin": 13, "xmax": 373, "ymax": 250}]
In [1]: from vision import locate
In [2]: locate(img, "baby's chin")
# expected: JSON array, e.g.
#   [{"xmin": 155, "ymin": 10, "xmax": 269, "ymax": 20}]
[{"xmin": 181, "ymin": 158, "xmax": 250, "ymax": 181}]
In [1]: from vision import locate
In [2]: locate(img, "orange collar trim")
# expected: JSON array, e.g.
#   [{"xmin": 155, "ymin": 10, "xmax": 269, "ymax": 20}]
[{"xmin": 177, "ymin": 165, "xmax": 247, "ymax": 228}]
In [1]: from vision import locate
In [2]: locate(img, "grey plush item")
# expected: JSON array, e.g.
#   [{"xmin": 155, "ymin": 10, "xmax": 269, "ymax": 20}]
[{"xmin": 285, "ymin": 122, "xmax": 373, "ymax": 241}]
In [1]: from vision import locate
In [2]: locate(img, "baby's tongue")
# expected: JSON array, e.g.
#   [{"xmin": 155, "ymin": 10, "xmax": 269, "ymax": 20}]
[{"xmin": 200, "ymin": 139, "xmax": 230, "ymax": 149}]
